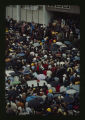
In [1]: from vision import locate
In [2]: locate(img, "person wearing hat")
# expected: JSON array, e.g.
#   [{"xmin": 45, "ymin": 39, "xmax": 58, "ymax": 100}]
[
  {"xmin": 46, "ymin": 107, "xmax": 52, "ymax": 115},
  {"xmin": 6, "ymin": 103, "xmax": 17, "ymax": 115},
  {"xmin": 31, "ymin": 63, "xmax": 35, "ymax": 66},
  {"xmin": 48, "ymin": 89, "xmax": 53, "ymax": 93},
  {"xmin": 47, "ymin": 90, "xmax": 53, "ymax": 102},
  {"xmin": 46, "ymin": 69, "xmax": 52, "ymax": 78},
  {"xmin": 57, "ymin": 108, "xmax": 63, "ymax": 114},
  {"xmin": 53, "ymin": 39, "xmax": 56, "ymax": 43}
]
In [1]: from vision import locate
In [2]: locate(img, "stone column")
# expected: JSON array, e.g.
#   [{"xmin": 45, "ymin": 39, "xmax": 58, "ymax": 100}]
[
  {"xmin": 17, "ymin": 5, "xmax": 21, "ymax": 22},
  {"xmin": 43, "ymin": 5, "xmax": 46, "ymax": 26}
]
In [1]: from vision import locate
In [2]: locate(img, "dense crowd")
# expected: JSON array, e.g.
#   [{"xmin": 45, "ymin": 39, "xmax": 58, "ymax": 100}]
[{"xmin": 5, "ymin": 15, "xmax": 80, "ymax": 116}]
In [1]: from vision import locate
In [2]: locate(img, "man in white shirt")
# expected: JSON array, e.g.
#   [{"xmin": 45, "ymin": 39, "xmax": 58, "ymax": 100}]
[{"xmin": 47, "ymin": 70, "xmax": 52, "ymax": 78}]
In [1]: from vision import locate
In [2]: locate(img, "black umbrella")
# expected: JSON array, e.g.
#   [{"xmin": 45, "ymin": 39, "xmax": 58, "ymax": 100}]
[
  {"xmin": 56, "ymin": 68, "xmax": 66, "ymax": 77},
  {"xmin": 51, "ymin": 44, "xmax": 59, "ymax": 51},
  {"xmin": 49, "ymin": 81, "xmax": 58, "ymax": 87},
  {"xmin": 53, "ymin": 94, "xmax": 61, "ymax": 98},
  {"xmin": 28, "ymin": 97, "xmax": 43, "ymax": 108},
  {"xmin": 63, "ymin": 96, "xmax": 74, "ymax": 104}
]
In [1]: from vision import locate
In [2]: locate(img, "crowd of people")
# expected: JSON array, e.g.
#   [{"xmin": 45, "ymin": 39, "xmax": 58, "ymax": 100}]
[{"xmin": 5, "ymin": 15, "xmax": 80, "ymax": 116}]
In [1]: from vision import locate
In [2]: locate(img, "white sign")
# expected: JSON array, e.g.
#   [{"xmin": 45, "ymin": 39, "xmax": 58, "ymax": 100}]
[{"xmin": 27, "ymin": 80, "xmax": 48, "ymax": 87}]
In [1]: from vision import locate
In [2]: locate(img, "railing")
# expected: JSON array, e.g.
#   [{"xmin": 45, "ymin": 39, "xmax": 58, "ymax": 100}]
[{"xmin": 47, "ymin": 5, "xmax": 70, "ymax": 9}]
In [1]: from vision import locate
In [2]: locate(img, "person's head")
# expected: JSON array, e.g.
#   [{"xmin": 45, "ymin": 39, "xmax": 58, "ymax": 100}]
[
  {"xmin": 37, "ymin": 83, "xmax": 39, "ymax": 87},
  {"xmin": 10, "ymin": 86, "xmax": 12, "ymax": 90},
  {"xmin": 47, "ymin": 108, "xmax": 52, "ymax": 112},
  {"xmin": 8, "ymin": 104, "xmax": 11, "ymax": 108},
  {"xmin": 43, "ymin": 82, "xmax": 46, "ymax": 86}
]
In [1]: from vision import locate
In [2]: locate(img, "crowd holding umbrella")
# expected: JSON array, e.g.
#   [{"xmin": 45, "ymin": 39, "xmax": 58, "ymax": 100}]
[{"xmin": 5, "ymin": 16, "xmax": 80, "ymax": 116}]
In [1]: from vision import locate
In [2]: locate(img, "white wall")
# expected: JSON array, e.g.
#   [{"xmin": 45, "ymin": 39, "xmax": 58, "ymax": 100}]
[
  {"xmin": 38, "ymin": 8, "xmax": 43, "ymax": 24},
  {"xmin": 21, "ymin": 8, "xmax": 26, "ymax": 21},
  {"xmin": 6, "ymin": 6, "xmax": 13, "ymax": 18},
  {"xmin": 43, "ymin": 6, "xmax": 53, "ymax": 26},
  {"xmin": 6, "ymin": 6, "xmax": 43, "ymax": 24},
  {"xmin": 12, "ymin": 7, "xmax": 17, "ymax": 20},
  {"xmin": 45, "ymin": 11, "xmax": 53, "ymax": 25}
]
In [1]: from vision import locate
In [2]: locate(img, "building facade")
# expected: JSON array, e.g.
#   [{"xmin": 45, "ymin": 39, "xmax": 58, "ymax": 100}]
[{"xmin": 6, "ymin": 5, "xmax": 80, "ymax": 26}]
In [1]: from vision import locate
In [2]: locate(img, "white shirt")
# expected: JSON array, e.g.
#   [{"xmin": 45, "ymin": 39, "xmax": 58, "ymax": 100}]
[
  {"xmin": 48, "ymin": 65, "xmax": 52, "ymax": 69},
  {"xmin": 63, "ymin": 76, "xmax": 66, "ymax": 83},
  {"xmin": 47, "ymin": 70, "xmax": 52, "ymax": 78},
  {"xmin": 33, "ymin": 72, "xmax": 38, "ymax": 78},
  {"xmin": 60, "ymin": 61, "xmax": 65, "ymax": 66},
  {"xmin": 57, "ymin": 61, "xmax": 60, "ymax": 65},
  {"xmin": 60, "ymin": 86, "xmax": 66, "ymax": 92},
  {"xmin": 44, "ymin": 55, "xmax": 47, "ymax": 59},
  {"xmin": 30, "ymin": 52, "xmax": 34, "ymax": 56},
  {"xmin": 26, "ymin": 107, "xmax": 32, "ymax": 114},
  {"xmin": 42, "ymin": 95, "xmax": 46, "ymax": 101},
  {"xmin": 62, "ymin": 53, "xmax": 66, "ymax": 58}
]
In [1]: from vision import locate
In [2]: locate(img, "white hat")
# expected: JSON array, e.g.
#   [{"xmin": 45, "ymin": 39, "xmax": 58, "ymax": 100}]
[
  {"xmin": 27, "ymin": 36, "xmax": 30, "ymax": 38},
  {"xmin": 23, "ymin": 34, "xmax": 26, "ymax": 36},
  {"xmin": 72, "ymin": 48, "xmax": 76, "ymax": 50},
  {"xmin": 44, "ymin": 55, "xmax": 47, "ymax": 58},
  {"xmin": 48, "ymin": 65, "xmax": 52, "ymax": 69},
  {"xmin": 77, "ymin": 75, "xmax": 80, "ymax": 77},
  {"xmin": 18, "ymin": 107, "xmax": 22, "ymax": 112},
  {"xmin": 33, "ymin": 58, "xmax": 36, "ymax": 61},
  {"xmin": 12, "ymin": 43, "xmax": 15, "ymax": 45},
  {"xmin": 63, "ymin": 74, "xmax": 66, "ymax": 77}
]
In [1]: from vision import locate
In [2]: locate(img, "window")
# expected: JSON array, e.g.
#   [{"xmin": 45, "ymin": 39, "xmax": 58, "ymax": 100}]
[
  {"xmin": 55, "ymin": 5, "xmax": 63, "ymax": 8},
  {"xmin": 47, "ymin": 5, "xmax": 55, "ymax": 7},
  {"xmin": 63, "ymin": 5, "xmax": 70, "ymax": 9},
  {"xmin": 47, "ymin": 5, "xmax": 70, "ymax": 9}
]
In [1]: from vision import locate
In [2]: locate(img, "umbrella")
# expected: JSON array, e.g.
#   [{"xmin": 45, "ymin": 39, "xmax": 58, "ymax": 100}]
[
  {"xmin": 64, "ymin": 41, "xmax": 71, "ymax": 45},
  {"xmin": 66, "ymin": 89, "xmax": 77, "ymax": 95},
  {"xmin": 37, "ymin": 74, "xmax": 46, "ymax": 80},
  {"xmin": 53, "ymin": 43, "xmax": 58, "ymax": 47},
  {"xmin": 42, "ymin": 39, "xmax": 45, "ymax": 42},
  {"xmin": 56, "ymin": 42, "xmax": 63, "ymax": 46},
  {"xmin": 8, "ymin": 76, "xmax": 14, "ymax": 81},
  {"xmin": 71, "ymin": 85, "xmax": 80, "ymax": 91},
  {"xmin": 74, "ymin": 56, "xmax": 80, "ymax": 61},
  {"xmin": 26, "ymin": 96, "xmax": 37, "ymax": 102},
  {"xmin": 60, "ymin": 44, "xmax": 67, "ymax": 48},
  {"xmin": 14, "ymin": 76, "xmax": 19, "ymax": 81},
  {"xmin": 5, "ymin": 70, "xmax": 15, "ymax": 77},
  {"xmin": 27, "ymin": 97, "xmax": 43, "ymax": 108},
  {"xmin": 10, "ymin": 81, "xmax": 21, "ymax": 85},
  {"xmin": 17, "ymin": 53, "xmax": 25, "ymax": 57},
  {"xmin": 54, "ymin": 77, "xmax": 59, "ymax": 82},
  {"xmin": 53, "ymin": 94, "xmax": 61, "ymax": 98},
  {"xmin": 75, "ymin": 92, "xmax": 79, "ymax": 98},
  {"xmin": 49, "ymin": 81, "xmax": 58, "ymax": 87},
  {"xmin": 63, "ymin": 96, "xmax": 74, "ymax": 104},
  {"xmin": 60, "ymin": 86, "xmax": 66, "ymax": 93},
  {"xmin": 33, "ymin": 43, "xmax": 40, "ymax": 47},
  {"xmin": 22, "ymin": 70, "xmax": 30, "ymax": 75}
]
